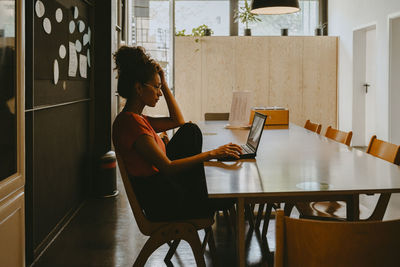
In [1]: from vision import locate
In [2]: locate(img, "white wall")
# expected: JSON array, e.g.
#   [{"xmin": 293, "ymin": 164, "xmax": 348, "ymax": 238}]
[
  {"xmin": 329, "ymin": 0, "xmax": 400, "ymax": 141},
  {"xmin": 389, "ymin": 16, "xmax": 400, "ymax": 144}
]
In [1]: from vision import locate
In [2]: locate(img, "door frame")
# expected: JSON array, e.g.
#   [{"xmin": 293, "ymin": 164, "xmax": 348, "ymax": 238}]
[
  {"xmin": 0, "ymin": 0, "xmax": 25, "ymax": 265},
  {"xmin": 352, "ymin": 22, "xmax": 377, "ymax": 146},
  {"xmin": 388, "ymin": 12, "xmax": 400, "ymax": 143}
]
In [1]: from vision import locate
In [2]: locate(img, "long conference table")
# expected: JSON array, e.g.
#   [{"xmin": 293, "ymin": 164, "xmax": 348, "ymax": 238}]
[{"xmin": 199, "ymin": 121, "xmax": 400, "ymax": 267}]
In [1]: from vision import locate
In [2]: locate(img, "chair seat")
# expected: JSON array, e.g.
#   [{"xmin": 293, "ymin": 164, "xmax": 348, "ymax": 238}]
[{"xmin": 146, "ymin": 217, "xmax": 214, "ymax": 235}]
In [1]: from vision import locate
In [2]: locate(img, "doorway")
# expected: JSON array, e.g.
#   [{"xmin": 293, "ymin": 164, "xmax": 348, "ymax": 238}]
[
  {"xmin": 389, "ymin": 15, "xmax": 400, "ymax": 144},
  {"xmin": 352, "ymin": 24, "xmax": 377, "ymax": 147}
]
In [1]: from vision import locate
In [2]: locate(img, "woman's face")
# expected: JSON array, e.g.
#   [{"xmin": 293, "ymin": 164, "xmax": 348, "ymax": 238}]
[{"xmin": 139, "ymin": 73, "xmax": 163, "ymax": 107}]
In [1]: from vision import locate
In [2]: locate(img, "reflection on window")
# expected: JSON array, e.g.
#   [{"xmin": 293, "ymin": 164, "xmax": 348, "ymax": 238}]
[
  {"xmin": 128, "ymin": 0, "xmax": 172, "ymax": 116},
  {"xmin": 0, "ymin": 0, "xmax": 16, "ymax": 180},
  {"xmin": 238, "ymin": 0, "xmax": 319, "ymax": 36},
  {"xmin": 131, "ymin": 0, "xmax": 171, "ymax": 84}
]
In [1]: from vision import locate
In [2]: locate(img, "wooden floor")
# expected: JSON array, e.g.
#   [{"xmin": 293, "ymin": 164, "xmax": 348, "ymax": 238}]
[
  {"xmin": 32, "ymin": 175, "xmax": 276, "ymax": 267},
  {"xmin": 32, "ymin": 170, "xmax": 400, "ymax": 267}
]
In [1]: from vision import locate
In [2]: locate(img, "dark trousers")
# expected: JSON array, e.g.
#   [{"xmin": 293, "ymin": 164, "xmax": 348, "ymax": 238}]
[{"xmin": 130, "ymin": 123, "xmax": 233, "ymax": 222}]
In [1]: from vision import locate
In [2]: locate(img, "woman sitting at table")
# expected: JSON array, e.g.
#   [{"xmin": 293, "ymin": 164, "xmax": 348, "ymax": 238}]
[{"xmin": 112, "ymin": 46, "xmax": 241, "ymax": 221}]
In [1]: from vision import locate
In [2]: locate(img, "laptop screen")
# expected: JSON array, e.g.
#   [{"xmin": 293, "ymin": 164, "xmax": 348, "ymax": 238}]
[{"xmin": 247, "ymin": 113, "xmax": 267, "ymax": 150}]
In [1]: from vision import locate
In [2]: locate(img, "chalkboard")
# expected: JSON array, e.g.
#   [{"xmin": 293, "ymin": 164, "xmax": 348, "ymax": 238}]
[
  {"xmin": 26, "ymin": 0, "xmax": 94, "ymax": 260},
  {"xmin": 33, "ymin": 101, "xmax": 90, "ymax": 248},
  {"xmin": 33, "ymin": 0, "xmax": 92, "ymax": 107}
]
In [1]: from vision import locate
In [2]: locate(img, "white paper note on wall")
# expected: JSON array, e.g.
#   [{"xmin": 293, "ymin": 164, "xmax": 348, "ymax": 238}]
[
  {"xmin": 228, "ymin": 91, "xmax": 253, "ymax": 127},
  {"xmin": 79, "ymin": 54, "xmax": 87, "ymax": 78},
  {"xmin": 68, "ymin": 42, "xmax": 78, "ymax": 77}
]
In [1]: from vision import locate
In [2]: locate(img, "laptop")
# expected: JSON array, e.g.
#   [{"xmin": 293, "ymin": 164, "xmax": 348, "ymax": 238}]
[{"xmin": 219, "ymin": 112, "xmax": 267, "ymax": 161}]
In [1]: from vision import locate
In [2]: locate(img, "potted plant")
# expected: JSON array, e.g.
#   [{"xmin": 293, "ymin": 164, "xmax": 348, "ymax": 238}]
[
  {"xmin": 234, "ymin": 0, "xmax": 261, "ymax": 36},
  {"xmin": 175, "ymin": 29, "xmax": 187, "ymax": 36},
  {"xmin": 315, "ymin": 22, "xmax": 327, "ymax": 36},
  {"xmin": 192, "ymin": 24, "xmax": 214, "ymax": 36}
]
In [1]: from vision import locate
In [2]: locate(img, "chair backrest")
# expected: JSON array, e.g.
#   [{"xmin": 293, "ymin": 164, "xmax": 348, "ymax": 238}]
[
  {"xmin": 204, "ymin": 112, "xmax": 230, "ymax": 121},
  {"xmin": 115, "ymin": 152, "xmax": 163, "ymax": 235},
  {"xmin": 304, "ymin": 119, "xmax": 322, "ymax": 134},
  {"xmin": 324, "ymin": 126, "xmax": 353, "ymax": 146},
  {"xmin": 366, "ymin": 135, "xmax": 400, "ymax": 165},
  {"xmin": 275, "ymin": 210, "xmax": 400, "ymax": 267}
]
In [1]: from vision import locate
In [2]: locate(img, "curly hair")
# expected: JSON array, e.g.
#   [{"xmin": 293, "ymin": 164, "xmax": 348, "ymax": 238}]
[{"xmin": 113, "ymin": 46, "xmax": 159, "ymax": 99}]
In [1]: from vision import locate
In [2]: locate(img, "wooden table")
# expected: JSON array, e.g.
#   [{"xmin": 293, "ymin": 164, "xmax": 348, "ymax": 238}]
[{"xmin": 199, "ymin": 122, "xmax": 400, "ymax": 267}]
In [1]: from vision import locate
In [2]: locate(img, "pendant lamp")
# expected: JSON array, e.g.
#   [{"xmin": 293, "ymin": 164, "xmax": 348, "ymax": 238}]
[{"xmin": 251, "ymin": 0, "xmax": 300, "ymax": 15}]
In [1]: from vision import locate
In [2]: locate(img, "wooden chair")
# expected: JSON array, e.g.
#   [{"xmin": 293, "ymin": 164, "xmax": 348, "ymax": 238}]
[
  {"xmin": 295, "ymin": 135, "xmax": 400, "ymax": 221},
  {"xmin": 116, "ymin": 153, "xmax": 217, "ymax": 266},
  {"xmin": 304, "ymin": 119, "xmax": 322, "ymax": 134},
  {"xmin": 274, "ymin": 209, "xmax": 400, "ymax": 267},
  {"xmin": 324, "ymin": 126, "xmax": 353, "ymax": 146},
  {"xmin": 204, "ymin": 112, "xmax": 230, "ymax": 121}
]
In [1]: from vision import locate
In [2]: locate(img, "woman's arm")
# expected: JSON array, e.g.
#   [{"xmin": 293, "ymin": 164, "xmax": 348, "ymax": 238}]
[
  {"xmin": 147, "ymin": 68, "xmax": 185, "ymax": 133},
  {"xmin": 134, "ymin": 135, "xmax": 242, "ymax": 175}
]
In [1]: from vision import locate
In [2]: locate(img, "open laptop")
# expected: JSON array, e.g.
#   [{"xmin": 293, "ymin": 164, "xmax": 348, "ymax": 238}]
[{"xmin": 219, "ymin": 112, "xmax": 267, "ymax": 161}]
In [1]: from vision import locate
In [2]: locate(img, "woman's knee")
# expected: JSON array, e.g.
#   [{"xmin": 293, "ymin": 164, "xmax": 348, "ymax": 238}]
[{"xmin": 179, "ymin": 122, "xmax": 202, "ymax": 136}]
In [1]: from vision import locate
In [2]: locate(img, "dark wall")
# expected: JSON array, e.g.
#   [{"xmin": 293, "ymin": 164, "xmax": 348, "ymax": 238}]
[{"xmin": 25, "ymin": 0, "xmax": 113, "ymax": 264}]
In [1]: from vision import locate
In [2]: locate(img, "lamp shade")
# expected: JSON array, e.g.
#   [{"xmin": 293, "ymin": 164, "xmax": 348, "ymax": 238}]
[{"xmin": 251, "ymin": 0, "xmax": 300, "ymax": 15}]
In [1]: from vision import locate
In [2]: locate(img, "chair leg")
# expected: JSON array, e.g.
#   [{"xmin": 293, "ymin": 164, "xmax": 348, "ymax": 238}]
[
  {"xmin": 284, "ymin": 203, "xmax": 295, "ymax": 216},
  {"xmin": 164, "ymin": 239, "xmax": 181, "ymax": 263},
  {"xmin": 367, "ymin": 193, "xmax": 391, "ymax": 221},
  {"xmin": 222, "ymin": 209, "xmax": 232, "ymax": 233},
  {"xmin": 181, "ymin": 227, "xmax": 206, "ymax": 267},
  {"xmin": 201, "ymin": 229, "xmax": 210, "ymax": 254},
  {"xmin": 134, "ymin": 223, "xmax": 206, "ymax": 267},
  {"xmin": 261, "ymin": 204, "xmax": 273, "ymax": 241},
  {"xmin": 245, "ymin": 204, "xmax": 255, "ymax": 229},
  {"xmin": 206, "ymin": 226, "xmax": 218, "ymax": 266},
  {"xmin": 134, "ymin": 234, "xmax": 165, "ymax": 267},
  {"xmin": 255, "ymin": 203, "xmax": 265, "ymax": 229},
  {"xmin": 229, "ymin": 205, "xmax": 237, "ymax": 231}
]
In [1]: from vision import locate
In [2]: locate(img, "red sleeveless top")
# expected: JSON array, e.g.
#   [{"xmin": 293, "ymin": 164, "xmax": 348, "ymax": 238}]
[{"xmin": 112, "ymin": 112, "xmax": 166, "ymax": 177}]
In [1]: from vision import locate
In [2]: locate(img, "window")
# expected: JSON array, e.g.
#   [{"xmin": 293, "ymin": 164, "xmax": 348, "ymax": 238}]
[
  {"xmin": 175, "ymin": 0, "xmax": 230, "ymax": 36},
  {"xmin": 131, "ymin": 0, "xmax": 172, "ymax": 86},
  {"xmin": 237, "ymin": 0, "xmax": 319, "ymax": 36}
]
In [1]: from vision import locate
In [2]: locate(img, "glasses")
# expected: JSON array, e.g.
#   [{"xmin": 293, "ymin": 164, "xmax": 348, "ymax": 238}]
[{"xmin": 143, "ymin": 83, "xmax": 162, "ymax": 91}]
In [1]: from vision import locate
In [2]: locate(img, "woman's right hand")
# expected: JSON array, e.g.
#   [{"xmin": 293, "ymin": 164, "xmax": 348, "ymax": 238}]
[{"xmin": 209, "ymin": 143, "xmax": 242, "ymax": 160}]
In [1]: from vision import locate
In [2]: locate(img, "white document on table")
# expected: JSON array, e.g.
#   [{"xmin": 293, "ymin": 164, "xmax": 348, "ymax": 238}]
[{"xmin": 227, "ymin": 91, "xmax": 253, "ymax": 128}]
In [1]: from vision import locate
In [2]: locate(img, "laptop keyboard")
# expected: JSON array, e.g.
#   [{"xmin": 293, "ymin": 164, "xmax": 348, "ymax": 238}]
[{"xmin": 241, "ymin": 145, "xmax": 253, "ymax": 154}]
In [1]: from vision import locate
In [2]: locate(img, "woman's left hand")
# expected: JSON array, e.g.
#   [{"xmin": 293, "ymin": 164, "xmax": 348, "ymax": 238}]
[{"xmin": 157, "ymin": 64, "xmax": 168, "ymax": 90}]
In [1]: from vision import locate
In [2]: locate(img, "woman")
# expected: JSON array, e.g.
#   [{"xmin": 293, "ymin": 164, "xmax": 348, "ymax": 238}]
[{"xmin": 112, "ymin": 46, "xmax": 241, "ymax": 222}]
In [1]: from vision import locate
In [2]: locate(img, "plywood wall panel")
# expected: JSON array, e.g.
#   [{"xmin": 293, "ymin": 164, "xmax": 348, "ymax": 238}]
[
  {"xmin": 201, "ymin": 37, "xmax": 236, "ymax": 117},
  {"xmin": 303, "ymin": 37, "xmax": 338, "ymax": 132},
  {"xmin": 175, "ymin": 36, "xmax": 338, "ymax": 128},
  {"xmin": 174, "ymin": 37, "xmax": 202, "ymax": 122},
  {"xmin": 235, "ymin": 37, "xmax": 270, "ymax": 107},
  {"xmin": 269, "ymin": 37, "xmax": 304, "ymax": 125}
]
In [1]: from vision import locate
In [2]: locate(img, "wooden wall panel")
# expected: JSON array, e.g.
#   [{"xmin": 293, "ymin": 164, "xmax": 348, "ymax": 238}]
[
  {"xmin": 201, "ymin": 37, "xmax": 236, "ymax": 117},
  {"xmin": 175, "ymin": 36, "xmax": 338, "ymax": 128},
  {"xmin": 174, "ymin": 37, "xmax": 202, "ymax": 122},
  {"xmin": 303, "ymin": 37, "xmax": 338, "ymax": 132},
  {"xmin": 269, "ymin": 37, "xmax": 304, "ymax": 125},
  {"xmin": 235, "ymin": 37, "xmax": 270, "ymax": 107}
]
